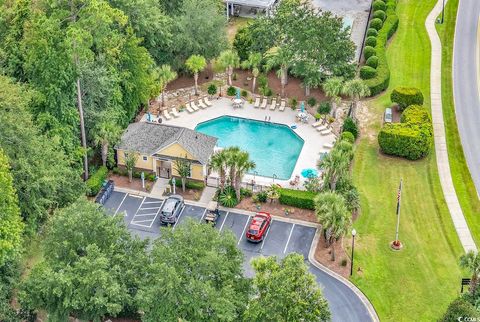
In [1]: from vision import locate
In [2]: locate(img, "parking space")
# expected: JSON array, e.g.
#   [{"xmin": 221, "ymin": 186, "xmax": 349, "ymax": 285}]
[{"xmin": 174, "ymin": 204, "xmax": 204, "ymax": 228}]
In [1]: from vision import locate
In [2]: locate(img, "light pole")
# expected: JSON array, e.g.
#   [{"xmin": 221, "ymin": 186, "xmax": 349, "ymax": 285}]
[
  {"xmin": 350, "ymin": 228, "xmax": 357, "ymax": 276},
  {"xmin": 441, "ymin": 0, "xmax": 445, "ymax": 24}
]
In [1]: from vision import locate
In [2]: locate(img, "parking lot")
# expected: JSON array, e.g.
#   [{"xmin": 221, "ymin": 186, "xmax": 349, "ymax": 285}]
[{"xmin": 103, "ymin": 190, "xmax": 372, "ymax": 321}]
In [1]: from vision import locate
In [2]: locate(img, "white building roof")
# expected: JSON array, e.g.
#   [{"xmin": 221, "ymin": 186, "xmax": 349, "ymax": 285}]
[{"xmin": 225, "ymin": 0, "xmax": 277, "ymax": 9}]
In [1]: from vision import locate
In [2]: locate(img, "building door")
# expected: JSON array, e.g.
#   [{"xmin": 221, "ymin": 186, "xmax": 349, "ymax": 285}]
[{"xmin": 158, "ymin": 160, "xmax": 171, "ymax": 179}]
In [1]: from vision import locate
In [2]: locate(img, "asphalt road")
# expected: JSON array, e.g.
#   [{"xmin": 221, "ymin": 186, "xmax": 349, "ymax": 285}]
[
  {"xmin": 103, "ymin": 191, "xmax": 373, "ymax": 322},
  {"xmin": 453, "ymin": 0, "xmax": 480, "ymax": 196}
]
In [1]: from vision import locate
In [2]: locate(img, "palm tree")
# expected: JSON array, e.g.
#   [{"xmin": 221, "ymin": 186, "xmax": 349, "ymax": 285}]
[
  {"xmin": 157, "ymin": 65, "xmax": 177, "ymax": 107},
  {"xmin": 317, "ymin": 146, "xmax": 352, "ymax": 191},
  {"xmin": 217, "ymin": 49, "xmax": 240, "ymax": 86},
  {"xmin": 185, "ymin": 55, "xmax": 207, "ymax": 95},
  {"xmin": 460, "ymin": 251, "xmax": 480, "ymax": 295},
  {"xmin": 232, "ymin": 150, "xmax": 256, "ymax": 200},
  {"xmin": 124, "ymin": 152, "xmax": 138, "ymax": 183},
  {"xmin": 92, "ymin": 121, "xmax": 122, "ymax": 167},
  {"xmin": 314, "ymin": 192, "xmax": 351, "ymax": 261},
  {"xmin": 173, "ymin": 156, "xmax": 192, "ymax": 192},
  {"xmin": 323, "ymin": 77, "xmax": 344, "ymax": 114},
  {"xmin": 209, "ymin": 150, "xmax": 229, "ymax": 192},
  {"xmin": 264, "ymin": 46, "xmax": 291, "ymax": 97},
  {"xmin": 241, "ymin": 52, "xmax": 262, "ymax": 93},
  {"xmin": 342, "ymin": 78, "xmax": 370, "ymax": 119}
]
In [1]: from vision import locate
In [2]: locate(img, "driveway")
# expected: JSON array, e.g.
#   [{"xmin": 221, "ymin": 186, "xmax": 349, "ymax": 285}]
[
  {"xmin": 104, "ymin": 191, "xmax": 373, "ymax": 322},
  {"xmin": 453, "ymin": 0, "xmax": 480, "ymax": 196}
]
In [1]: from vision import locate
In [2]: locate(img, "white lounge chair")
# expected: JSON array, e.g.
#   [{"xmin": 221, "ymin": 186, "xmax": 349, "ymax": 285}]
[
  {"xmin": 198, "ymin": 100, "xmax": 207, "ymax": 109},
  {"xmin": 260, "ymin": 97, "xmax": 268, "ymax": 109},
  {"xmin": 185, "ymin": 103, "xmax": 195, "ymax": 113},
  {"xmin": 316, "ymin": 125, "xmax": 327, "ymax": 131},
  {"xmin": 323, "ymin": 142, "xmax": 334, "ymax": 149},
  {"xmin": 254, "ymin": 97, "xmax": 260, "ymax": 108},
  {"xmin": 320, "ymin": 128, "xmax": 332, "ymax": 136},
  {"xmin": 190, "ymin": 101, "xmax": 199, "ymax": 111},
  {"xmin": 203, "ymin": 96, "xmax": 213, "ymax": 107},
  {"xmin": 279, "ymin": 100, "xmax": 286, "ymax": 111},
  {"xmin": 312, "ymin": 120, "xmax": 323, "ymax": 127},
  {"xmin": 163, "ymin": 110, "xmax": 172, "ymax": 120},
  {"xmin": 269, "ymin": 99, "xmax": 277, "ymax": 110},
  {"xmin": 171, "ymin": 108, "xmax": 180, "ymax": 118}
]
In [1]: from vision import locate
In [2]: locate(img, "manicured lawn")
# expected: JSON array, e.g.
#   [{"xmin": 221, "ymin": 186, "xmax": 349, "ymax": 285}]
[
  {"xmin": 350, "ymin": 0, "xmax": 464, "ymax": 320},
  {"xmin": 435, "ymin": 0, "xmax": 480, "ymax": 245}
]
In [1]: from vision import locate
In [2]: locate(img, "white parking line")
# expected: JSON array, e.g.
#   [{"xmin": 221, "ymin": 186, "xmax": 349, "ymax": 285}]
[
  {"xmin": 147, "ymin": 199, "xmax": 165, "ymax": 228},
  {"xmin": 238, "ymin": 215, "xmax": 251, "ymax": 245},
  {"xmin": 131, "ymin": 219, "xmax": 154, "ymax": 224},
  {"xmin": 132, "ymin": 213, "xmax": 158, "ymax": 217},
  {"xmin": 130, "ymin": 222, "xmax": 151, "ymax": 228},
  {"xmin": 219, "ymin": 212, "xmax": 229, "ymax": 231},
  {"xmin": 260, "ymin": 221, "xmax": 273, "ymax": 250},
  {"xmin": 199, "ymin": 209, "xmax": 208, "ymax": 222},
  {"xmin": 143, "ymin": 201, "xmax": 163, "ymax": 204},
  {"xmin": 138, "ymin": 207, "xmax": 160, "ymax": 211},
  {"xmin": 113, "ymin": 193, "xmax": 128, "ymax": 216},
  {"xmin": 283, "ymin": 224, "xmax": 296, "ymax": 254},
  {"xmin": 172, "ymin": 205, "xmax": 186, "ymax": 230},
  {"xmin": 132, "ymin": 197, "xmax": 146, "ymax": 217},
  {"xmin": 129, "ymin": 194, "xmax": 144, "ymax": 199}
]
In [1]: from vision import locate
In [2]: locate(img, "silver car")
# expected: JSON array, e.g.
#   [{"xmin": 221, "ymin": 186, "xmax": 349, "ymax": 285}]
[
  {"xmin": 160, "ymin": 195, "xmax": 184, "ymax": 225},
  {"xmin": 384, "ymin": 107, "xmax": 393, "ymax": 123}
]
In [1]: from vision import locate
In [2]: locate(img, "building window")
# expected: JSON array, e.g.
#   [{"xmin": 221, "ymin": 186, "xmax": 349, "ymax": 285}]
[{"xmin": 142, "ymin": 156, "xmax": 148, "ymax": 161}]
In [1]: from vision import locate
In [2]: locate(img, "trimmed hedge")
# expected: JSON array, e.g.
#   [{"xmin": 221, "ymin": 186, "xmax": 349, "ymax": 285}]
[
  {"xmin": 372, "ymin": 0, "xmax": 386, "ymax": 11},
  {"xmin": 378, "ymin": 105, "xmax": 433, "ymax": 160},
  {"xmin": 369, "ymin": 18, "xmax": 383, "ymax": 31},
  {"xmin": 363, "ymin": 46, "xmax": 376, "ymax": 60},
  {"xmin": 86, "ymin": 166, "xmax": 108, "ymax": 196},
  {"xmin": 372, "ymin": 10, "xmax": 386, "ymax": 21},
  {"xmin": 359, "ymin": 66, "xmax": 377, "ymax": 79},
  {"xmin": 440, "ymin": 298, "xmax": 480, "ymax": 322},
  {"xmin": 364, "ymin": 0, "xmax": 399, "ymax": 96},
  {"xmin": 170, "ymin": 178, "xmax": 205, "ymax": 190},
  {"xmin": 279, "ymin": 188, "xmax": 316, "ymax": 210},
  {"xmin": 366, "ymin": 56, "xmax": 379, "ymax": 68},
  {"xmin": 365, "ymin": 36, "xmax": 377, "ymax": 47},
  {"xmin": 341, "ymin": 131, "xmax": 355, "ymax": 143},
  {"xmin": 343, "ymin": 117, "xmax": 359, "ymax": 138},
  {"xmin": 366, "ymin": 28, "xmax": 378, "ymax": 37},
  {"xmin": 391, "ymin": 87, "xmax": 424, "ymax": 110}
]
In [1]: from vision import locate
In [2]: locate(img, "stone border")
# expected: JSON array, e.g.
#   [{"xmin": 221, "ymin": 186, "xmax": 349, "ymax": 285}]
[
  {"xmin": 425, "ymin": 0, "xmax": 477, "ymax": 252},
  {"xmin": 308, "ymin": 229, "xmax": 380, "ymax": 322}
]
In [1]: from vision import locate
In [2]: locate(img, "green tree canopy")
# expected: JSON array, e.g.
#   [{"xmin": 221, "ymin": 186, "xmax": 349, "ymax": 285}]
[
  {"xmin": 245, "ymin": 253, "xmax": 330, "ymax": 321},
  {"xmin": 19, "ymin": 198, "xmax": 148, "ymax": 322},
  {"xmin": 137, "ymin": 219, "xmax": 250, "ymax": 321}
]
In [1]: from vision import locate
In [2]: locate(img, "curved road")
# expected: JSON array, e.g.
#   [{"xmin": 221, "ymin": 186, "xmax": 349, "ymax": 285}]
[{"xmin": 453, "ymin": 0, "xmax": 480, "ymax": 196}]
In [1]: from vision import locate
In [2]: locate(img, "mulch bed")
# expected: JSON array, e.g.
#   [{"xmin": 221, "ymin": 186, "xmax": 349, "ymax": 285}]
[
  {"xmin": 314, "ymin": 235, "xmax": 351, "ymax": 278},
  {"xmin": 236, "ymin": 197, "xmax": 318, "ymax": 223},
  {"xmin": 170, "ymin": 187, "xmax": 203, "ymax": 201},
  {"xmin": 108, "ymin": 174, "xmax": 153, "ymax": 193}
]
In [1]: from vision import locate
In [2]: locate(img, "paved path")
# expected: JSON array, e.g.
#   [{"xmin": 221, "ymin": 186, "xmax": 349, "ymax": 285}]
[
  {"xmin": 104, "ymin": 188, "xmax": 378, "ymax": 321},
  {"xmin": 425, "ymin": 0, "xmax": 477, "ymax": 252},
  {"xmin": 453, "ymin": 0, "xmax": 480, "ymax": 196}
]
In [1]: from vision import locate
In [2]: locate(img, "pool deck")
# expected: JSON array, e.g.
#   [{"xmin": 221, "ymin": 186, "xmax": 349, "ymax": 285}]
[{"xmin": 148, "ymin": 97, "xmax": 336, "ymax": 187}]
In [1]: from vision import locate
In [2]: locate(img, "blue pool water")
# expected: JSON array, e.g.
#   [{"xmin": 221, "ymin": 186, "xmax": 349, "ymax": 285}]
[{"xmin": 195, "ymin": 116, "xmax": 304, "ymax": 180}]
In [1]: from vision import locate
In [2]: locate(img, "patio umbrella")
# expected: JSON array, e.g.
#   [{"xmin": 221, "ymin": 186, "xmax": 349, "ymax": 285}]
[
  {"xmin": 301, "ymin": 168, "xmax": 318, "ymax": 178},
  {"xmin": 300, "ymin": 101, "xmax": 305, "ymax": 113},
  {"xmin": 147, "ymin": 112, "xmax": 152, "ymax": 122},
  {"xmin": 236, "ymin": 88, "xmax": 241, "ymax": 100}
]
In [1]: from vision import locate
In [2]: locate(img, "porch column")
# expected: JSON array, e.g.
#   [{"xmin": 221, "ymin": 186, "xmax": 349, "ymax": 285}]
[
  {"xmin": 152, "ymin": 157, "xmax": 157, "ymax": 175},
  {"xmin": 226, "ymin": 1, "xmax": 229, "ymax": 20}
]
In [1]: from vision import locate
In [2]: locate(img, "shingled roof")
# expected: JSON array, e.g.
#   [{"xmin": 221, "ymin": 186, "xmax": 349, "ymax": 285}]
[{"xmin": 116, "ymin": 122, "xmax": 218, "ymax": 165}]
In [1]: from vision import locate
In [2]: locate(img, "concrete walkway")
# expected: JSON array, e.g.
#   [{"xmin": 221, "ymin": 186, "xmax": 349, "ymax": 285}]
[{"xmin": 425, "ymin": 0, "xmax": 477, "ymax": 252}]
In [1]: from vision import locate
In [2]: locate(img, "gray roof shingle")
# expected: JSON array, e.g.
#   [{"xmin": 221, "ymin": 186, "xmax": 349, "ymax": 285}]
[{"xmin": 116, "ymin": 122, "xmax": 217, "ymax": 164}]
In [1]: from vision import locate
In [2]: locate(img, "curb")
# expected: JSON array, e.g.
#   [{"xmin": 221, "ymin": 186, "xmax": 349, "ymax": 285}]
[{"xmin": 308, "ymin": 229, "xmax": 380, "ymax": 322}]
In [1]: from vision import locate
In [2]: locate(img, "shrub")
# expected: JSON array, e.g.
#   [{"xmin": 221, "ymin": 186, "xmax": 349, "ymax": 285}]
[
  {"xmin": 226, "ymin": 86, "xmax": 236, "ymax": 96},
  {"xmin": 289, "ymin": 97, "xmax": 298, "ymax": 109},
  {"xmin": 340, "ymin": 259, "xmax": 348, "ymax": 267},
  {"xmin": 317, "ymin": 101, "xmax": 331, "ymax": 115},
  {"xmin": 369, "ymin": 18, "xmax": 383, "ymax": 31},
  {"xmin": 241, "ymin": 89, "xmax": 248, "ymax": 97},
  {"xmin": 278, "ymin": 188, "xmax": 316, "ymax": 210},
  {"xmin": 365, "ymin": 0, "xmax": 399, "ymax": 95},
  {"xmin": 314, "ymin": 113, "xmax": 321, "ymax": 121},
  {"xmin": 257, "ymin": 73, "xmax": 268, "ymax": 88},
  {"xmin": 440, "ymin": 298, "xmax": 480, "ymax": 322},
  {"xmin": 170, "ymin": 178, "xmax": 205, "ymax": 190},
  {"xmin": 366, "ymin": 56, "xmax": 379, "ymax": 68},
  {"xmin": 233, "ymin": 26, "xmax": 253, "ymax": 61},
  {"xmin": 373, "ymin": 10, "xmax": 386, "ymax": 21},
  {"xmin": 401, "ymin": 104, "xmax": 431, "ymax": 126},
  {"xmin": 307, "ymin": 97, "xmax": 317, "ymax": 107},
  {"xmin": 86, "ymin": 166, "xmax": 108, "ymax": 197},
  {"xmin": 372, "ymin": 0, "xmax": 386, "ymax": 11},
  {"xmin": 360, "ymin": 66, "xmax": 377, "ymax": 80},
  {"xmin": 218, "ymin": 186, "xmax": 238, "ymax": 208},
  {"xmin": 207, "ymin": 84, "xmax": 217, "ymax": 96},
  {"xmin": 365, "ymin": 36, "xmax": 377, "ymax": 47},
  {"xmin": 240, "ymin": 188, "xmax": 253, "ymax": 198},
  {"xmin": 341, "ymin": 131, "xmax": 355, "ymax": 143},
  {"xmin": 146, "ymin": 173, "xmax": 156, "ymax": 182},
  {"xmin": 255, "ymin": 191, "xmax": 268, "ymax": 203},
  {"xmin": 366, "ymin": 28, "xmax": 378, "ymax": 37},
  {"xmin": 390, "ymin": 87, "xmax": 424, "ymax": 111},
  {"xmin": 363, "ymin": 46, "xmax": 376, "ymax": 60},
  {"xmin": 343, "ymin": 117, "xmax": 359, "ymax": 138}
]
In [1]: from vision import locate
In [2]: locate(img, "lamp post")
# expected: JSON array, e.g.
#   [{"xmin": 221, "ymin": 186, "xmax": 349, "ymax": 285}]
[
  {"xmin": 350, "ymin": 228, "xmax": 357, "ymax": 276},
  {"xmin": 441, "ymin": 0, "xmax": 445, "ymax": 24}
]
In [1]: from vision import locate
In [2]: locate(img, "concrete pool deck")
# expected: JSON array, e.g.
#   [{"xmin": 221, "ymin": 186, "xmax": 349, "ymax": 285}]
[{"xmin": 150, "ymin": 97, "xmax": 337, "ymax": 187}]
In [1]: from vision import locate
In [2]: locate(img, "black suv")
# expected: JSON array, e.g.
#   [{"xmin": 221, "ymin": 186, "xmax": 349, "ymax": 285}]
[{"xmin": 160, "ymin": 195, "xmax": 184, "ymax": 225}]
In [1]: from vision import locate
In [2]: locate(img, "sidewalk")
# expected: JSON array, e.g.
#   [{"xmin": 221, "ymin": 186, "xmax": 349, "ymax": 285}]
[{"xmin": 425, "ymin": 0, "xmax": 477, "ymax": 252}]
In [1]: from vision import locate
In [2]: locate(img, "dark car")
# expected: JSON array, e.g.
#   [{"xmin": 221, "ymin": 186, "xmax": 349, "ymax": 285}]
[
  {"xmin": 246, "ymin": 212, "xmax": 272, "ymax": 243},
  {"xmin": 160, "ymin": 195, "xmax": 184, "ymax": 225}
]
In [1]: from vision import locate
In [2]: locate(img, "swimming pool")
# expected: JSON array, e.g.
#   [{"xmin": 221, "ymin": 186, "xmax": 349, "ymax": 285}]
[{"xmin": 195, "ymin": 116, "xmax": 304, "ymax": 180}]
